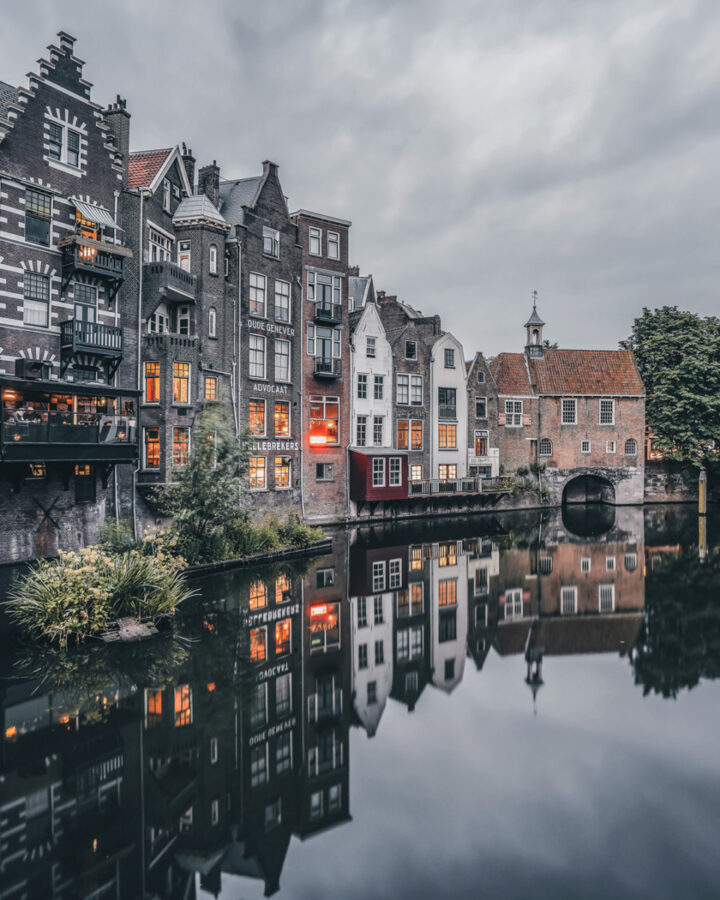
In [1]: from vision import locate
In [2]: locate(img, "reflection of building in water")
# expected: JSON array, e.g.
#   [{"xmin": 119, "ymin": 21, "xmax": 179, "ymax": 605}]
[
  {"xmin": 430, "ymin": 539, "xmax": 468, "ymax": 692},
  {"xmin": 466, "ymin": 536, "xmax": 501, "ymax": 670}
]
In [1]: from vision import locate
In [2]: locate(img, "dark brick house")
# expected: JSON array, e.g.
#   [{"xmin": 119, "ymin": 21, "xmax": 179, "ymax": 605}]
[
  {"xmin": 0, "ymin": 31, "xmax": 139, "ymax": 562},
  {"xmin": 465, "ymin": 352, "xmax": 500, "ymax": 478}
]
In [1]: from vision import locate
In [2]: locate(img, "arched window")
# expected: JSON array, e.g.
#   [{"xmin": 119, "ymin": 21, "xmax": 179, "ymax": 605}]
[
  {"xmin": 208, "ymin": 307, "xmax": 217, "ymax": 338},
  {"xmin": 532, "ymin": 328, "xmax": 539, "ymax": 345},
  {"xmin": 624, "ymin": 438, "xmax": 638, "ymax": 456},
  {"xmin": 209, "ymin": 244, "xmax": 217, "ymax": 274},
  {"xmin": 539, "ymin": 438, "xmax": 552, "ymax": 457}
]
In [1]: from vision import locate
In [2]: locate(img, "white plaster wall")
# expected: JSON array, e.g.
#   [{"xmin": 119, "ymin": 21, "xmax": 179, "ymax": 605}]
[
  {"xmin": 350, "ymin": 304, "xmax": 393, "ymax": 448},
  {"xmin": 431, "ymin": 332, "xmax": 468, "ymax": 478},
  {"xmin": 350, "ymin": 592, "xmax": 394, "ymax": 736}
]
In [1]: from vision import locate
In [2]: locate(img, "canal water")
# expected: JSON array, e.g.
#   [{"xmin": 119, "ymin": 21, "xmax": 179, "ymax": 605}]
[{"xmin": 1, "ymin": 504, "xmax": 720, "ymax": 899}]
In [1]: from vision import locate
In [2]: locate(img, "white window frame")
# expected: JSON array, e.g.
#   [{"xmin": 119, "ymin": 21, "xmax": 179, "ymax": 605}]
[
  {"xmin": 274, "ymin": 279, "xmax": 291, "ymax": 323},
  {"xmin": 606, "ymin": 556, "xmax": 616, "ymax": 571},
  {"xmin": 372, "ymin": 560, "xmax": 386, "ymax": 592},
  {"xmin": 560, "ymin": 586, "xmax": 578, "ymax": 615},
  {"xmin": 309, "ymin": 226, "xmax": 322, "ymax": 256},
  {"xmin": 581, "ymin": 557, "xmax": 591, "ymax": 573},
  {"xmin": 274, "ymin": 338, "xmax": 291, "ymax": 383},
  {"xmin": 366, "ymin": 336, "xmax": 376, "ymax": 358},
  {"xmin": 209, "ymin": 244, "xmax": 218, "ymax": 274},
  {"xmin": 208, "ymin": 307, "xmax": 217, "ymax": 338},
  {"xmin": 625, "ymin": 438, "xmax": 638, "ymax": 456},
  {"xmin": 410, "ymin": 375, "xmax": 423, "ymax": 406},
  {"xmin": 505, "ymin": 400, "xmax": 523, "ymax": 427},
  {"xmin": 539, "ymin": 438, "xmax": 552, "ymax": 457},
  {"xmin": 410, "ymin": 464, "xmax": 423, "ymax": 482},
  {"xmin": 327, "ymin": 230, "xmax": 339, "ymax": 259},
  {"xmin": 598, "ymin": 584, "xmax": 615, "ymax": 613},
  {"xmin": 263, "ymin": 226, "xmax": 280, "ymax": 258},
  {"xmin": 504, "ymin": 587, "xmax": 523, "ymax": 620},
  {"xmin": 389, "ymin": 558, "xmax": 402, "ymax": 588},
  {"xmin": 373, "ymin": 416, "xmax": 384, "ymax": 447},
  {"xmin": 249, "ymin": 334, "xmax": 266, "ymax": 379},
  {"xmin": 562, "ymin": 398, "xmax": 577, "ymax": 425},
  {"xmin": 249, "ymin": 272, "xmax": 267, "ymax": 317},
  {"xmin": 397, "ymin": 374, "xmax": 409, "ymax": 405},
  {"xmin": 606, "ymin": 440, "xmax": 616, "ymax": 454},
  {"xmin": 389, "ymin": 457, "xmax": 402, "ymax": 487},
  {"xmin": 163, "ymin": 179, "xmax": 171, "ymax": 213},
  {"xmin": 372, "ymin": 457, "xmax": 385, "ymax": 488},
  {"xmin": 599, "ymin": 398, "xmax": 615, "ymax": 425},
  {"xmin": 581, "ymin": 440, "xmax": 591, "ymax": 454}
]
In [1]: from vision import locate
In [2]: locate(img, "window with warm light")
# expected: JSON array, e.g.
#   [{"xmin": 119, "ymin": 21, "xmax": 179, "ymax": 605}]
[
  {"xmin": 409, "ymin": 545, "xmax": 423, "ymax": 571},
  {"xmin": 173, "ymin": 427, "xmax": 189, "ymax": 466},
  {"xmin": 274, "ymin": 401, "xmax": 290, "ymax": 436},
  {"xmin": 145, "ymin": 688, "xmax": 163, "ymax": 727},
  {"xmin": 250, "ymin": 627, "xmax": 267, "ymax": 662},
  {"xmin": 438, "ymin": 423, "xmax": 457, "ymax": 449},
  {"xmin": 249, "ymin": 581, "xmax": 267, "ymax": 610},
  {"xmin": 275, "ymin": 574, "xmax": 291, "ymax": 604},
  {"xmin": 410, "ymin": 464, "xmax": 423, "ymax": 482},
  {"xmin": 275, "ymin": 618, "xmax": 291, "ymax": 655},
  {"xmin": 438, "ymin": 464, "xmax": 457, "ymax": 480},
  {"xmin": 474, "ymin": 431, "xmax": 488, "ymax": 456},
  {"xmin": 249, "ymin": 400, "xmax": 265, "ymax": 435},
  {"xmin": 144, "ymin": 428, "xmax": 160, "ymax": 468},
  {"xmin": 438, "ymin": 542, "xmax": 457, "ymax": 567},
  {"xmin": 274, "ymin": 456, "xmax": 291, "ymax": 489},
  {"xmin": 174, "ymin": 685, "xmax": 192, "ymax": 727},
  {"xmin": 204, "ymin": 376, "xmax": 217, "ymax": 400},
  {"xmin": 309, "ymin": 396, "xmax": 339, "ymax": 446},
  {"xmin": 249, "ymin": 456, "xmax": 266, "ymax": 489},
  {"xmin": 144, "ymin": 361, "xmax": 160, "ymax": 403},
  {"xmin": 439, "ymin": 578, "xmax": 458, "ymax": 606},
  {"xmin": 173, "ymin": 362, "xmax": 190, "ymax": 404}
]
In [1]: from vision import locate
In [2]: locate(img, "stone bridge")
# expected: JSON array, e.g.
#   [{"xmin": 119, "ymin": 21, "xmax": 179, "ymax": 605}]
[{"xmin": 541, "ymin": 465, "xmax": 645, "ymax": 507}]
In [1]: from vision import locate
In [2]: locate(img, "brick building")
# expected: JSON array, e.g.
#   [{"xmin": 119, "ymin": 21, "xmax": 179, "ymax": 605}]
[
  {"xmin": 291, "ymin": 209, "xmax": 352, "ymax": 523},
  {"xmin": 465, "ymin": 352, "xmax": 500, "ymax": 478},
  {"xmin": 0, "ymin": 32, "xmax": 139, "ymax": 562}
]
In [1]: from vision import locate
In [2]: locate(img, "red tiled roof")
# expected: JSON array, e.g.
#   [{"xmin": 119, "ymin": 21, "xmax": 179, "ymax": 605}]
[
  {"xmin": 128, "ymin": 148, "xmax": 173, "ymax": 189},
  {"xmin": 465, "ymin": 360, "xmax": 472, "ymax": 374},
  {"xmin": 490, "ymin": 353, "xmax": 533, "ymax": 395},
  {"xmin": 529, "ymin": 349, "xmax": 644, "ymax": 396}
]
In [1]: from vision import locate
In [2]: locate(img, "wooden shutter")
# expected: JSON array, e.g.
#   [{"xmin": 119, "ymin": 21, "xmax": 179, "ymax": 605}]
[
  {"xmin": 523, "ymin": 413, "xmax": 531, "ymax": 426},
  {"xmin": 498, "ymin": 413, "xmax": 506, "ymax": 426}
]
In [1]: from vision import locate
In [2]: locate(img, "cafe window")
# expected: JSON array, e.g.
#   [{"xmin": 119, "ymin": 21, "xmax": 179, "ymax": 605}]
[
  {"xmin": 204, "ymin": 376, "xmax": 217, "ymax": 401},
  {"xmin": 249, "ymin": 399, "xmax": 265, "ymax": 436},
  {"xmin": 309, "ymin": 395, "xmax": 339, "ymax": 446},
  {"xmin": 275, "ymin": 618, "xmax": 291, "ymax": 655},
  {"xmin": 25, "ymin": 188, "xmax": 52, "ymax": 246},
  {"xmin": 438, "ymin": 423, "xmax": 457, "ymax": 449},
  {"xmin": 275, "ymin": 279, "xmax": 291, "ymax": 322},
  {"xmin": 144, "ymin": 361, "xmax": 160, "ymax": 403},
  {"xmin": 276, "ymin": 733, "xmax": 292, "ymax": 773},
  {"xmin": 250, "ymin": 627, "xmax": 267, "ymax": 662},
  {"xmin": 144, "ymin": 427, "xmax": 160, "ymax": 468},
  {"xmin": 249, "ymin": 456, "xmax": 266, "ymax": 489},
  {"xmin": 23, "ymin": 272, "xmax": 50, "ymax": 327},
  {"xmin": 249, "ymin": 334, "xmax": 266, "ymax": 379},
  {"xmin": 173, "ymin": 427, "xmax": 189, "ymax": 466},
  {"xmin": 474, "ymin": 431, "xmax": 488, "ymax": 456},
  {"xmin": 26, "ymin": 463, "xmax": 47, "ymax": 480},
  {"xmin": 173, "ymin": 362, "xmax": 190, "ymax": 403},
  {"xmin": 74, "ymin": 464, "xmax": 95, "ymax": 502},
  {"xmin": 249, "ymin": 272, "xmax": 266, "ymax": 316},
  {"xmin": 174, "ymin": 685, "xmax": 193, "ymax": 727},
  {"xmin": 410, "ymin": 464, "xmax": 422, "ymax": 482},
  {"xmin": 274, "ymin": 401, "xmax": 290, "ymax": 436},
  {"xmin": 274, "ymin": 456, "xmax": 291, "ymax": 489},
  {"xmin": 276, "ymin": 574, "xmax": 291, "ymax": 604},
  {"xmin": 249, "ymin": 581, "xmax": 267, "ymax": 610}
]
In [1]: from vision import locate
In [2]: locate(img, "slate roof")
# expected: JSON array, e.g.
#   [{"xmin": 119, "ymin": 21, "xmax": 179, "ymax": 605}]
[
  {"xmin": 218, "ymin": 176, "xmax": 262, "ymax": 224},
  {"xmin": 529, "ymin": 349, "xmax": 644, "ymax": 396},
  {"xmin": 348, "ymin": 275, "xmax": 374, "ymax": 310},
  {"xmin": 490, "ymin": 353, "xmax": 533, "ymax": 395},
  {"xmin": 0, "ymin": 80, "xmax": 17, "ymax": 117},
  {"xmin": 525, "ymin": 306, "xmax": 545, "ymax": 327},
  {"xmin": 128, "ymin": 148, "xmax": 173, "ymax": 189},
  {"xmin": 173, "ymin": 193, "xmax": 226, "ymax": 227}
]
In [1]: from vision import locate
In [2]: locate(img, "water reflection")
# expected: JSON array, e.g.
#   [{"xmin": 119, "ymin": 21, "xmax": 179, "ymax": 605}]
[{"xmin": 0, "ymin": 505, "xmax": 719, "ymax": 898}]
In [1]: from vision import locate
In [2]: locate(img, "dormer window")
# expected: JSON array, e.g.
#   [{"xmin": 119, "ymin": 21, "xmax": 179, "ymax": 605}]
[
  {"xmin": 162, "ymin": 179, "xmax": 171, "ymax": 213},
  {"xmin": 477, "ymin": 370, "xmax": 485, "ymax": 383},
  {"xmin": 263, "ymin": 227, "xmax": 279, "ymax": 258},
  {"xmin": 366, "ymin": 337, "xmax": 376, "ymax": 358}
]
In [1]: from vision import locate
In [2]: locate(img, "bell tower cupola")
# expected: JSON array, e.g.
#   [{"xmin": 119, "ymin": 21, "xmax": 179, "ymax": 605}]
[{"xmin": 525, "ymin": 290, "xmax": 545, "ymax": 358}]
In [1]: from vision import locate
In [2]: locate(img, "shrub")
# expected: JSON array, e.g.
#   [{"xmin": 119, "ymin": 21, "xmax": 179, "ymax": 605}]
[
  {"xmin": 516, "ymin": 466, "xmax": 530, "ymax": 477},
  {"xmin": 98, "ymin": 519, "xmax": 137, "ymax": 553}
]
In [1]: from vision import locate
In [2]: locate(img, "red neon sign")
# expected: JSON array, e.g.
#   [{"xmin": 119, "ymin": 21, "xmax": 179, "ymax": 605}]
[{"xmin": 310, "ymin": 604, "xmax": 328, "ymax": 617}]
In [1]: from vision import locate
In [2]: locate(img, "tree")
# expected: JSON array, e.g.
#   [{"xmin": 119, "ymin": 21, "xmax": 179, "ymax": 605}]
[
  {"xmin": 542, "ymin": 339, "xmax": 559, "ymax": 349},
  {"xmin": 155, "ymin": 402, "xmax": 251, "ymax": 561},
  {"xmin": 624, "ymin": 307, "xmax": 720, "ymax": 467}
]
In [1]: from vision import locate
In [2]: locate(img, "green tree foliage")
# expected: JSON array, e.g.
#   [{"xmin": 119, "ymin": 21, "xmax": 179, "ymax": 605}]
[{"xmin": 624, "ymin": 307, "xmax": 720, "ymax": 464}]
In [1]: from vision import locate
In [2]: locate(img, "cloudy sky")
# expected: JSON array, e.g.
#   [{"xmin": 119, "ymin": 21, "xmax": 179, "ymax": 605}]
[{"xmin": 6, "ymin": 0, "xmax": 719, "ymax": 355}]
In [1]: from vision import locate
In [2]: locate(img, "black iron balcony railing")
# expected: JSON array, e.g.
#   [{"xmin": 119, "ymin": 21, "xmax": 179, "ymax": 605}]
[
  {"xmin": 60, "ymin": 320, "xmax": 123, "ymax": 356},
  {"xmin": 143, "ymin": 261, "xmax": 197, "ymax": 302},
  {"xmin": 314, "ymin": 300, "xmax": 342, "ymax": 324},
  {"xmin": 1, "ymin": 412, "xmax": 137, "ymax": 462},
  {"xmin": 314, "ymin": 357, "xmax": 342, "ymax": 378},
  {"xmin": 408, "ymin": 476, "xmax": 513, "ymax": 496},
  {"xmin": 59, "ymin": 234, "xmax": 130, "ymax": 301}
]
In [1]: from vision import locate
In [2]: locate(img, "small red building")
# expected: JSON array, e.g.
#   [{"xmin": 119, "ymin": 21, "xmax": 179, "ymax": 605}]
[{"xmin": 349, "ymin": 448, "xmax": 408, "ymax": 503}]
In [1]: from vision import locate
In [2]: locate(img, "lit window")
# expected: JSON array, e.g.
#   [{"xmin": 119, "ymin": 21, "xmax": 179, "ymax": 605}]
[
  {"xmin": 410, "ymin": 464, "xmax": 423, "ymax": 482},
  {"xmin": 172, "ymin": 427, "xmax": 189, "ymax": 466},
  {"xmin": 599, "ymin": 399, "xmax": 615, "ymax": 425},
  {"xmin": 249, "ymin": 581, "xmax": 267, "ymax": 609},
  {"xmin": 410, "ymin": 421, "xmax": 423, "ymax": 450},
  {"xmin": 562, "ymin": 398, "xmax": 577, "ymax": 425},
  {"xmin": 274, "ymin": 401, "xmax": 290, "ymax": 436},
  {"xmin": 474, "ymin": 431, "xmax": 488, "ymax": 456},
  {"xmin": 173, "ymin": 362, "xmax": 190, "ymax": 403},
  {"xmin": 397, "ymin": 420, "xmax": 409, "ymax": 449},
  {"xmin": 204, "ymin": 376, "xmax": 217, "ymax": 400},
  {"xmin": 144, "ymin": 428, "xmax": 160, "ymax": 468},
  {"xmin": 274, "ymin": 456, "xmax": 291, "ymax": 489},
  {"xmin": 263, "ymin": 226, "xmax": 279, "ymax": 258},
  {"xmin": 144, "ymin": 361, "xmax": 160, "ymax": 402},
  {"xmin": 174, "ymin": 685, "xmax": 192, "ymax": 727},
  {"xmin": 275, "ymin": 618, "xmax": 291, "ymax": 655},
  {"xmin": 249, "ymin": 400, "xmax": 265, "ymax": 435},
  {"xmin": 249, "ymin": 456, "xmax": 266, "ymax": 489},
  {"xmin": 409, "ymin": 546, "xmax": 423, "ymax": 572},
  {"xmin": 276, "ymin": 574, "xmax": 291, "ymax": 604},
  {"xmin": 145, "ymin": 689, "xmax": 163, "ymax": 727},
  {"xmin": 249, "ymin": 273, "xmax": 266, "ymax": 316},
  {"xmin": 249, "ymin": 334, "xmax": 266, "ymax": 379},
  {"xmin": 439, "ymin": 579, "xmax": 457, "ymax": 606},
  {"xmin": 438, "ymin": 423, "xmax": 457, "ymax": 449},
  {"xmin": 250, "ymin": 627, "xmax": 267, "ymax": 662},
  {"xmin": 327, "ymin": 231, "xmax": 339, "ymax": 259},
  {"xmin": 438, "ymin": 464, "xmax": 457, "ymax": 480},
  {"xmin": 309, "ymin": 395, "xmax": 339, "ymax": 446},
  {"xmin": 23, "ymin": 271, "xmax": 50, "ymax": 326},
  {"xmin": 438, "ymin": 542, "xmax": 457, "ymax": 567}
]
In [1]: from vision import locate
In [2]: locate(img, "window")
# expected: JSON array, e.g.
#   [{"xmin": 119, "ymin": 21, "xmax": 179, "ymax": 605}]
[
  {"xmin": 504, "ymin": 588, "xmax": 523, "ymax": 619},
  {"xmin": 373, "ymin": 416, "xmax": 384, "ymax": 446},
  {"xmin": 276, "ymin": 673, "xmax": 292, "ymax": 717},
  {"xmin": 367, "ymin": 681, "xmax": 377, "ymax": 704},
  {"xmin": 276, "ymin": 574, "xmax": 291, "ymax": 604},
  {"xmin": 599, "ymin": 399, "xmax": 615, "ymax": 425},
  {"xmin": 48, "ymin": 122, "xmax": 62, "ymax": 160},
  {"xmin": 444, "ymin": 659, "xmax": 455, "ymax": 680},
  {"xmin": 249, "ymin": 399, "xmax": 266, "ymax": 435},
  {"xmin": 405, "ymin": 341, "xmax": 417, "ymax": 359},
  {"xmin": 581, "ymin": 440, "xmax": 591, "ymax": 454},
  {"xmin": 276, "ymin": 732, "xmax": 292, "ymax": 773},
  {"xmin": 374, "ymin": 375, "xmax": 384, "ymax": 400},
  {"xmin": 581, "ymin": 557, "xmax": 591, "ymax": 573},
  {"xmin": 366, "ymin": 336, "xmax": 376, "ymax": 358},
  {"xmin": 606, "ymin": 556, "xmax": 616, "ymax": 571},
  {"xmin": 249, "ymin": 581, "xmax": 267, "ymax": 610},
  {"xmin": 439, "ymin": 542, "xmax": 457, "ymax": 567},
  {"xmin": 251, "ymin": 682, "xmax": 267, "ymax": 730},
  {"xmin": 475, "ymin": 398, "xmax": 487, "ymax": 418},
  {"xmin": 389, "ymin": 457, "xmax": 402, "ymax": 487},
  {"xmin": 275, "ymin": 618, "xmax": 291, "ymax": 655},
  {"xmin": 67, "ymin": 129, "xmax": 80, "ymax": 167},
  {"xmin": 405, "ymin": 672, "xmax": 419, "ymax": 693},
  {"xmin": 599, "ymin": 584, "xmax": 615, "ymax": 613},
  {"xmin": 539, "ymin": 556, "xmax": 553, "ymax": 574},
  {"xmin": 25, "ymin": 188, "xmax": 52, "ymax": 245},
  {"xmin": 606, "ymin": 440, "xmax": 616, "ymax": 454},
  {"xmin": 539, "ymin": 438, "xmax": 552, "ymax": 457},
  {"xmin": 358, "ymin": 644, "xmax": 368, "ymax": 670},
  {"xmin": 474, "ymin": 431, "xmax": 488, "ymax": 456},
  {"xmin": 173, "ymin": 427, "xmax": 189, "ymax": 466},
  {"xmin": 438, "ymin": 423, "xmax": 457, "ymax": 449},
  {"xmin": 249, "ymin": 334, "xmax": 266, "ymax": 378},
  {"xmin": 275, "ymin": 339, "xmax": 291, "ymax": 382},
  {"xmin": 249, "ymin": 457, "xmax": 266, "ymax": 490},
  {"xmin": 174, "ymin": 685, "xmax": 193, "ymax": 727},
  {"xmin": 307, "ymin": 271, "xmax": 341, "ymax": 305},
  {"xmin": 46, "ymin": 123, "xmax": 80, "ymax": 168},
  {"xmin": 397, "ymin": 375, "xmax": 409, "ymax": 405},
  {"xmin": 316, "ymin": 463, "xmax": 334, "ymax": 481},
  {"xmin": 411, "ymin": 375, "xmax": 423, "ymax": 405},
  {"xmin": 439, "ymin": 579, "xmax": 457, "ymax": 606},
  {"xmin": 145, "ymin": 689, "xmax": 163, "ymax": 728},
  {"xmin": 625, "ymin": 438, "xmax": 638, "ymax": 456},
  {"xmin": 173, "ymin": 362, "xmax": 190, "ymax": 403},
  {"xmin": 208, "ymin": 307, "xmax": 217, "ymax": 337},
  {"xmin": 410, "ymin": 464, "xmax": 422, "ymax": 482},
  {"xmin": 274, "ymin": 401, "xmax": 290, "ymax": 436},
  {"xmin": 444, "ymin": 348, "xmax": 455, "ymax": 368},
  {"xmin": 327, "ymin": 231, "xmax": 339, "ymax": 259},
  {"xmin": 163, "ymin": 179, "xmax": 171, "ymax": 212},
  {"xmin": 144, "ymin": 427, "xmax": 160, "ymax": 468},
  {"xmin": 372, "ymin": 560, "xmax": 386, "ymax": 591},
  {"xmin": 309, "ymin": 396, "xmax": 339, "ymax": 445},
  {"xmin": 438, "ymin": 464, "xmax": 457, "ymax": 480},
  {"xmin": 250, "ymin": 627, "xmax": 267, "ymax": 662},
  {"xmin": 209, "ymin": 244, "xmax": 218, "ymax": 274},
  {"xmin": 411, "ymin": 420, "xmax": 422, "ymax": 450},
  {"xmin": 265, "ymin": 798, "xmax": 281, "ymax": 829},
  {"xmin": 275, "ymin": 279, "xmax": 290, "ymax": 322},
  {"xmin": 356, "ymin": 416, "xmax": 367, "ymax": 447},
  {"xmin": 397, "ymin": 419, "xmax": 409, "ymax": 449},
  {"xmin": 224, "ymin": 253, "xmax": 230, "ymax": 277},
  {"xmin": 562, "ymin": 398, "xmax": 577, "ymax": 424},
  {"xmin": 23, "ymin": 272, "xmax": 50, "ymax": 327},
  {"xmin": 357, "ymin": 373, "xmax": 368, "ymax": 399},
  {"xmin": 249, "ymin": 273, "xmax": 266, "ymax": 316},
  {"xmin": 625, "ymin": 552, "xmax": 638, "ymax": 571},
  {"xmin": 316, "ymin": 568, "xmax": 335, "ymax": 587},
  {"xmin": 388, "ymin": 560, "xmax": 401, "ymax": 591},
  {"xmin": 505, "ymin": 400, "xmax": 523, "ymax": 427},
  {"xmin": 372, "ymin": 458, "xmax": 385, "ymax": 487},
  {"xmin": 274, "ymin": 456, "xmax": 291, "ymax": 489},
  {"xmin": 204, "ymin": 375, "xmax": 217, "ymax": 400},
  {"xmin": 263, "ymin": 226, "xmax": 279, "ymax": 257},
  {"xmin": 357, "ymin": 597, "xmax": 367, "ymax": 627},
  {"xmin": 477, "ymin": 370, "xmax": 485, "ymax": 383},
  {"xmin": 438, "ymin": 387, "xmax": 456, "ymax": 415},
  {"xmin": 309, "ymin": 226, "xmax": 321, "ymax": 255},
  {"xmin": 250, "ymin": 744, "xmax": 267, "ymax": 786},
  {"xmin": 178, "ymin": 240, "xmax": 191, "ymax": 270},
  {"xmin": 375, "ymin": 640, "xmax": 385, "ymax": 664},
  {"xmin": 560, "ymin": 587, "xmax": 577, "ymax": 615}
]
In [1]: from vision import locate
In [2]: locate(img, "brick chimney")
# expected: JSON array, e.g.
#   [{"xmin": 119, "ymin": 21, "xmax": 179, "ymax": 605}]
[
  {"xmin": 181, "ymin": 143, "xmax": 196, "ymax": 193},
  {"xmin": 198, "ymin": 161, "xmax": 220, "ymax": 207},
  {"xmin": 262, "ymin": 160, "xmax": 279, "ymax": 180},
  {"xmin": 348, "ymin": 265, "xmax": 360, "ymax": 276},
  {"xmin": 104, "ymin": 95, "xmax": 130, "ymax": 187}
]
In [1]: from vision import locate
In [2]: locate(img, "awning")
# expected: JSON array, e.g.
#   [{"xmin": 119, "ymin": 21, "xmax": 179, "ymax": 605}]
[{"xmin": 72, "ymin": 199, "xmax": 122, "ymax": 232}]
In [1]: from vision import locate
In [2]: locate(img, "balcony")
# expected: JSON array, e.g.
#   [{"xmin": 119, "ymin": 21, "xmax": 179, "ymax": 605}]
[
  {"xmin": 59, "ymin": 234, "xmax": 131, "ymax": 302},
  {"xmin": 1, "ymin": 413, "xmax": 137, "ymax": 463},
  {"xmin": 314, "ymin": 357, "xmax": 342, "ymax": 378},
  {"xmin": 143, "ymin": 261, "xmax": 197, "ymax": 305},
  {"xmin": 408, "ymin": 476, "xmax": 513, "ymax": 496},
  {"xmin": 438, "ymin": 405, "xmax": 457, "ymax": 420},
  {"xmin": 60, "ymin": 320, "xmax": 123, "ymax": 379},
  {"xmin": 314, "ymin": 300, "xmax": 342, "ymax": 324}
]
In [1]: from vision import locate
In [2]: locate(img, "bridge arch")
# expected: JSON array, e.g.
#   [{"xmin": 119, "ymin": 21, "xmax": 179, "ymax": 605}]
[{"xmin": 562, "ymin": 472, "xmax": 616, "ymax": 506}]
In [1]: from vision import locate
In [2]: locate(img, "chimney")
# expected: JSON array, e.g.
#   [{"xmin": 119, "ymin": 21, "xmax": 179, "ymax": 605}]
[
  {"xmin": 348, "ymin": 265, "xmax": 360, "ymax": 276},
  {"xmin": 198, "ymin": 161, "xmax": 220, "ymax": 207},
  {"xmin": 262, "ymin": 160, "xmax": 279, "ymax": 180},
  {"xmin": 181, "ymin": 143, "xmax": 196, "ymax": 193},
  {"xmin": 104, "ymin": 95, "xmax": 131, "ymax": 188}
]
